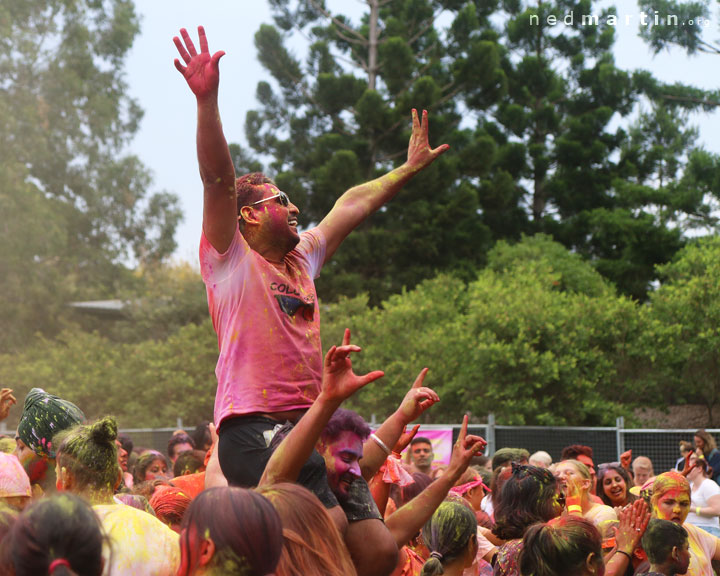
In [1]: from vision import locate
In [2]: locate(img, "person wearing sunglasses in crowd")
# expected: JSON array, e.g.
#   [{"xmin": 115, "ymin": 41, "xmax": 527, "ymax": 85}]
[{"xmin": 173, "ymin": 26, "xmax": 448, "ymax": 576}]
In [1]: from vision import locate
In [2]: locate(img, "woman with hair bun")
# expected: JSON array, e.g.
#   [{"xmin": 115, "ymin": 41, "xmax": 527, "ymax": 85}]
[
  {"xmin": 2, "ymin": 493, "xmax": 104, "ymax": 576},
  {"xmin": 55, "ymin": 416, "xmax": 180, "ymax": 576},
  {"xmin": 177, "ymin": 486, "xmax": 282, "ymax": 576},
  {"xmin": 420, "ymin": 499, "xmax": 477, "ymax": 576}
]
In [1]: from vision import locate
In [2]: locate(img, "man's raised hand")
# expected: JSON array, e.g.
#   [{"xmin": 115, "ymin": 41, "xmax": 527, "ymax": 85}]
[
  {"xmin": 320, "ymin": 329, "xmax": 384, "ymax": 405},
  {"xmin": 173, "ymin": 26, "xmax": 225, "ymax": 99},
  {"xmin": 448, "ymin": 414, "xmax": 487, "ymax": 475},
  {"xmin": 406, "ymin": 109, "xmax": 450, "ymax": 172},
  {"xmin": 396, "ymin": 367, "xmax": 439, "ymax": 424}
]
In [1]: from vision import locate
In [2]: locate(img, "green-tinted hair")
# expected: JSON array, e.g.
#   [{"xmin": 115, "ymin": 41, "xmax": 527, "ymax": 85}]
[{"xmin": 55, "ymin": 417, "xmax": 120, "ymax": 493}]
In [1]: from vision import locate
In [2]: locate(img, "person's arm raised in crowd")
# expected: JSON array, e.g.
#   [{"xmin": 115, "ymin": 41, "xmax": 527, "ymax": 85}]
[
  {"xmin": 384, "ymin": 415, "xmax": 486, "ymax": 548},
  {"xmin": 604, "ymin": 499, "xmax": 650, "ymax": 576},
  {"xmin": 317, "ymin": 109, "xmax": 449, "ymax": 264},
  {"xmin": 259, "ymin": 330, "xmax": 384, "ymax": 487},
  {"xmin": 0, "ymin": 388, "xmax": 16, "ymax": 422},
  {"xmin": 360, "ymin": 369, "xmax": 439, "ymax": 481},
  {"xmin": 173, "ymin": 26, "xmax": 237, "ymax": 253}
]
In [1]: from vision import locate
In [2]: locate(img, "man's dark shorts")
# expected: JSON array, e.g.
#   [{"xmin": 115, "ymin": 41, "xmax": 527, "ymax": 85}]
[{"xmin": 218, "ymin": 414, "xmax": 381, "ymax": 521}]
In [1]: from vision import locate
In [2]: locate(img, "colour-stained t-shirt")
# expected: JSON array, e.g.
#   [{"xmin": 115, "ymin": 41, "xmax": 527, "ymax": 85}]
[
  {"xmin": 200, "ymin": 227, "xmax": 326, "ymax": 426},
  {"xmin": 94, "ymin": 502, "xmax": 180, "ymax": 576},
  {"xmin": 494, "ymin": 539, "xmax": 522, "ymax": 576},
  {"xmin": 684, "ymin": 522, "xmax": 719, "ymax": 576}
]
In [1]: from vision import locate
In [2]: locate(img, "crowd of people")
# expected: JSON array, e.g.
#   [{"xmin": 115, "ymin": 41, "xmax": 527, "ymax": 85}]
[{"xmin": 2, "ymin": 24, "xmax": 720, "ymax": 576}]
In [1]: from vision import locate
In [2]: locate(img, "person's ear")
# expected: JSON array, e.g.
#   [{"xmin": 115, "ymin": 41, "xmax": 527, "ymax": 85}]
[
  {"xmin": 671, "ymin": 545, "xmax": 679, "ymax": 561},
  {"xmin": 198, "ymin": 537, "xmax": 215, "ymax": 567},
  {"xmin": 240, "ymin": 205, "xmax": 259, "ymax": 225},
  {"xmin": 585, "ymin": 552, "xmax": 599, "ymax": 575}
]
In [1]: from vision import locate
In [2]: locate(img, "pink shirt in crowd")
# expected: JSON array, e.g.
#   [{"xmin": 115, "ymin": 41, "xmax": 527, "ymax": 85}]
[{"xmin": 200, "ymin": 227, "xmax": 326, "ymax": 427}]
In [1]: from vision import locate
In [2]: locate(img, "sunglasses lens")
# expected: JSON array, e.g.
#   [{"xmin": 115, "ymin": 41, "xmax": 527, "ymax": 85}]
[{"xmin": 280, "ymin": 192, "xmax": 290, "ymax": 207}]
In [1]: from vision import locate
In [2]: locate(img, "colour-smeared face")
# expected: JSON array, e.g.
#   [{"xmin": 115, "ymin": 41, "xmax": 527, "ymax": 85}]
[
  {"xmin": 654, "ymin": 488, "xmax": 691, "ymax": 524},
  {"xmin": 116, "ymin": 440, "xmax": 128, "ymax": 472},
  {"xmin": 14, "ymin": 435, "xmax": 47, "ymax": 483},
  {"xmin": 410, "ymin": 442, "xmax": 433, "ymax": 470},
  {"xmin": 465, "ymin": 485, "xmax": 485, "ymax": 511},
  {"xmin": 554, "ymin": 461, "xmax": 588, "ymax": 493},
  {"xmin": 252, "ymin": 184, "xmax": 300, "ymax": 249},
  {"xmin": 602, "ymin": 471, "xmax": 627, "ymax": 506},
  {"xmin": 687, "ymin": 453, "xmax": 703, "ymax": 481},
  {"xmin": 144, "ymin": 457, "xmax": 169, "ymax": 482},
  {"xmin": 320, "ymin": 430, "xmax": 363, "ymax": 502}
]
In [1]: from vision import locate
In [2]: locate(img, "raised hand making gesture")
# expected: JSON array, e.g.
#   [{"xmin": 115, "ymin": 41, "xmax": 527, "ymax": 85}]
[
  {"xmin": 173, "ymin": 26, "xmax": 225, "ymax": 99},
  {"xmin": 405, "ymin": 108, "xmax": 450, "ymax": 173}
]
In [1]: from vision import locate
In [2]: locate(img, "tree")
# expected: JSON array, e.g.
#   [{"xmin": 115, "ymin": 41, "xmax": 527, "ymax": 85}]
[
  {"xmin": 237, "ymin": 0, "xmax": 505, "ymax": 303},
  {"xmin": 322, "ymin": 235, "xmax": 641, "ymax": 425},
  {"xmin": 644, "ymin": 238, "xmax": 720, "ymax": 425},
  {"xmin": 0, "ymin": 0, "xmax": 182, "ymax": 351}
]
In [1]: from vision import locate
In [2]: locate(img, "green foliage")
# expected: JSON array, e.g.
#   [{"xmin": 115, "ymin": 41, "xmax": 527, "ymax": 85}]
[
  {"xmin": 322, "ymin": 235, "xmax": 640, "ymax": 425},
  {"xmin": 644, "ymin": 238, "xmax": 720, "ymax": 421}
]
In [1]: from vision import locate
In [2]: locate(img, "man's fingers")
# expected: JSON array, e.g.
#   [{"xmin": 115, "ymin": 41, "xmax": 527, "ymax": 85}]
[
  {"xmin": 211, "ymin": 50, "xmax": 225, "ymax": 68},
  {"xmin": 181, "ymin": 28, "xmax": 197, "ymax": 57},
  {"xmin": 323, "ymin": 345, "xmax": 338, "ymax": 367},
  {"xmin": 458, "ymin": 414, "xmax": 468, "ymax": 442},
  {"xmin": 173, "ymin": 58, "xmax": 187, "ymax": 75},
  {"xmin": 432, "ymin": 144, "xmax": 450, "ymax": 157},
  {"xmin": 333, "ymin": 344, "xmax": 361, "ymax": 357},
  {"xmin": 411, "ymin": 367, "xmax": 429, "ymax": 389},
  {"xmin": 358, "ymin": 370, "xmax": 385, "ymax": 387},
  {"xmin": 411, "ymin": 108, "xmax": 419, "ymax": 131},
  {"xmin": 408, "ymin": 424, "xmax": 421, "ymax": 440},
  {"xmin": 342, "ymin": 328, "xmax": 351, "ymax": 347},
  {"xmin": 173, "ymin": 35, "xmax": 191, "ymax": 63},
  {"xmin": 198, "ymin": 25, "xmax": 209, "ymax": 53}
]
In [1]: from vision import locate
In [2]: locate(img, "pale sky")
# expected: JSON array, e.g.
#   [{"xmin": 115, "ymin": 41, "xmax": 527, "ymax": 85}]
[{"xmin": 125, "ymin": 1, "xmax": 720, "ymax": 263}]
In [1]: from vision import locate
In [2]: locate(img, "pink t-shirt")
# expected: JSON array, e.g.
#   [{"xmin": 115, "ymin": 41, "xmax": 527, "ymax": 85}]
[{"xmin": 200, "ymin": 227, "xmax": 326, "ymax": 426}]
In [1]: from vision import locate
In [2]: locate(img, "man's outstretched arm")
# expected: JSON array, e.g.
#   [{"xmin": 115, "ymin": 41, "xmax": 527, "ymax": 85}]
[
  {"xmin": 317, "ymin": 109, "xmax": 449, "ymax": 263},
  {"xmin": 174, "ymin": 26, "xmax": 237, "ymax": 254}
]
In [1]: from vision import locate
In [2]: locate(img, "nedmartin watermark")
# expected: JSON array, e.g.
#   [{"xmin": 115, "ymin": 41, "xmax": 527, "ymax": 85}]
[{"xmin": 530, "ymin": 11, "xmax": 711, "ymax": 27}]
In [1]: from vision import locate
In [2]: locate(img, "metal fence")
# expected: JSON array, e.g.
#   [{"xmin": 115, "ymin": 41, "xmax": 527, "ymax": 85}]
[{"xmin": 118, "ymin": 415, "xmax": 709, "ymax": 474}]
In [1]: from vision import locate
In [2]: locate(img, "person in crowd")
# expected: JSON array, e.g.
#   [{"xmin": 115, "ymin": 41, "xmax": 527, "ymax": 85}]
[
  {"xmin": 167, "ymin": 433, "xmax": 195, "ymax": 464},
  {"xmin": 561, "ymin": 445, "xmax": 599, "ymax": 496},
  {"xmin": 133, "ymin": 450, "xmax": 172, "ymax": 485},
  {"xmin": 529, "ymin": 450, "xmax": 552, "ymax": 469},
  {"xmin": 554, "ymin": 459, "xmax": 618, "ymax": 543},
  {"xmin": 14, "ymin": 388, "xmax": 85, "ymax": 496},
  {"xmin": 419, "ymin": 500, "xmax": 477, "ymax": 576},
  {"xmin": 190, "ymin": 422, "xmax": 213, "ymax": 453},
  {"xmin": 0, "ymin": 493, "xmax": 104, "ymax": 576},
  {"xmin": 684, "ymin": 452, "xmax": 720, "ymax": 536},
  {"xmin": 174, "ymin": 25, "xmax": 446, "ymax": 574},
  {"xmin": 177, "ymin": 486, "xmax": 282, "ymax": 576},
  {"xmin": 471, "ymin": 454, "xmax": 492, "ymax": 471},
  {"xmin": 0, "ymin": 453, "xmax": 32, "ymax": 511},
  {"xmin": 55, "ymin": 416, "xmax": 180, "ymax": 576},
  {"xmin": 492, "ymin": 464, "xmax": 565, "ymax": 575},
  {"xmin": 450, "ymin": 469, "xmax": 492, "ymax": 528},
  {"xmin": 150, "ymin": 485, "xmax": 192, "ymax": 533},
  {"xmin": 633, "ymin": 456, "xmax": 655, "ymax": 488},
  {"xmin": 386, "ymin": 472, "xmax": 433, "ymax": 518},
  {"xmin": 639, "ymin": 518, "xmax": 691, "ymax": 576},
  {"xmin": 491, "ymin": 448, "xmax": 529, "ymax": 471},
  {"xmin": 408, "ymin": 437, "xmax": 435, "ymax": 475},
  {"xmin": 676, "ymin": 441, "xmax": 694, "ymax": 471},
  {"xmin": 649, "ymin": 470, "xmax": 720, "ymax": 575},
  {"xmin": 694, "ymin": 429, "xmax": 720, "ymax": 484},
  {"xmin": 518, "ymin": 516, "xmax": 604, "ymax": 576},
  {"xmin": 173, "ymin": 449, "xmax": 206, "ymax": 477},
  {"xmin": 173, "ymin": 24, "xmax": 445, "ymax": 482},
  {"xmin": 256, "ymin": 482, "xmax": 358, "ymax": 576},
  {"xmin": 597, "ymin": 462, "xmax": 637, "ymax": 508}
]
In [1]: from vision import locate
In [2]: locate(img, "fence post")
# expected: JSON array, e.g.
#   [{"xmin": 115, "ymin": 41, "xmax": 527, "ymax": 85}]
[
  {"xmin": 176, "ymin": 417, "xmax": 183, "ymax": 430},
  {"xmin": 487, "ymin": 413, "xmax": 496, "ymax": 457},
  {"xmin": 616, "ymin": 416, "xmax": 625, "ymax": 461}
]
